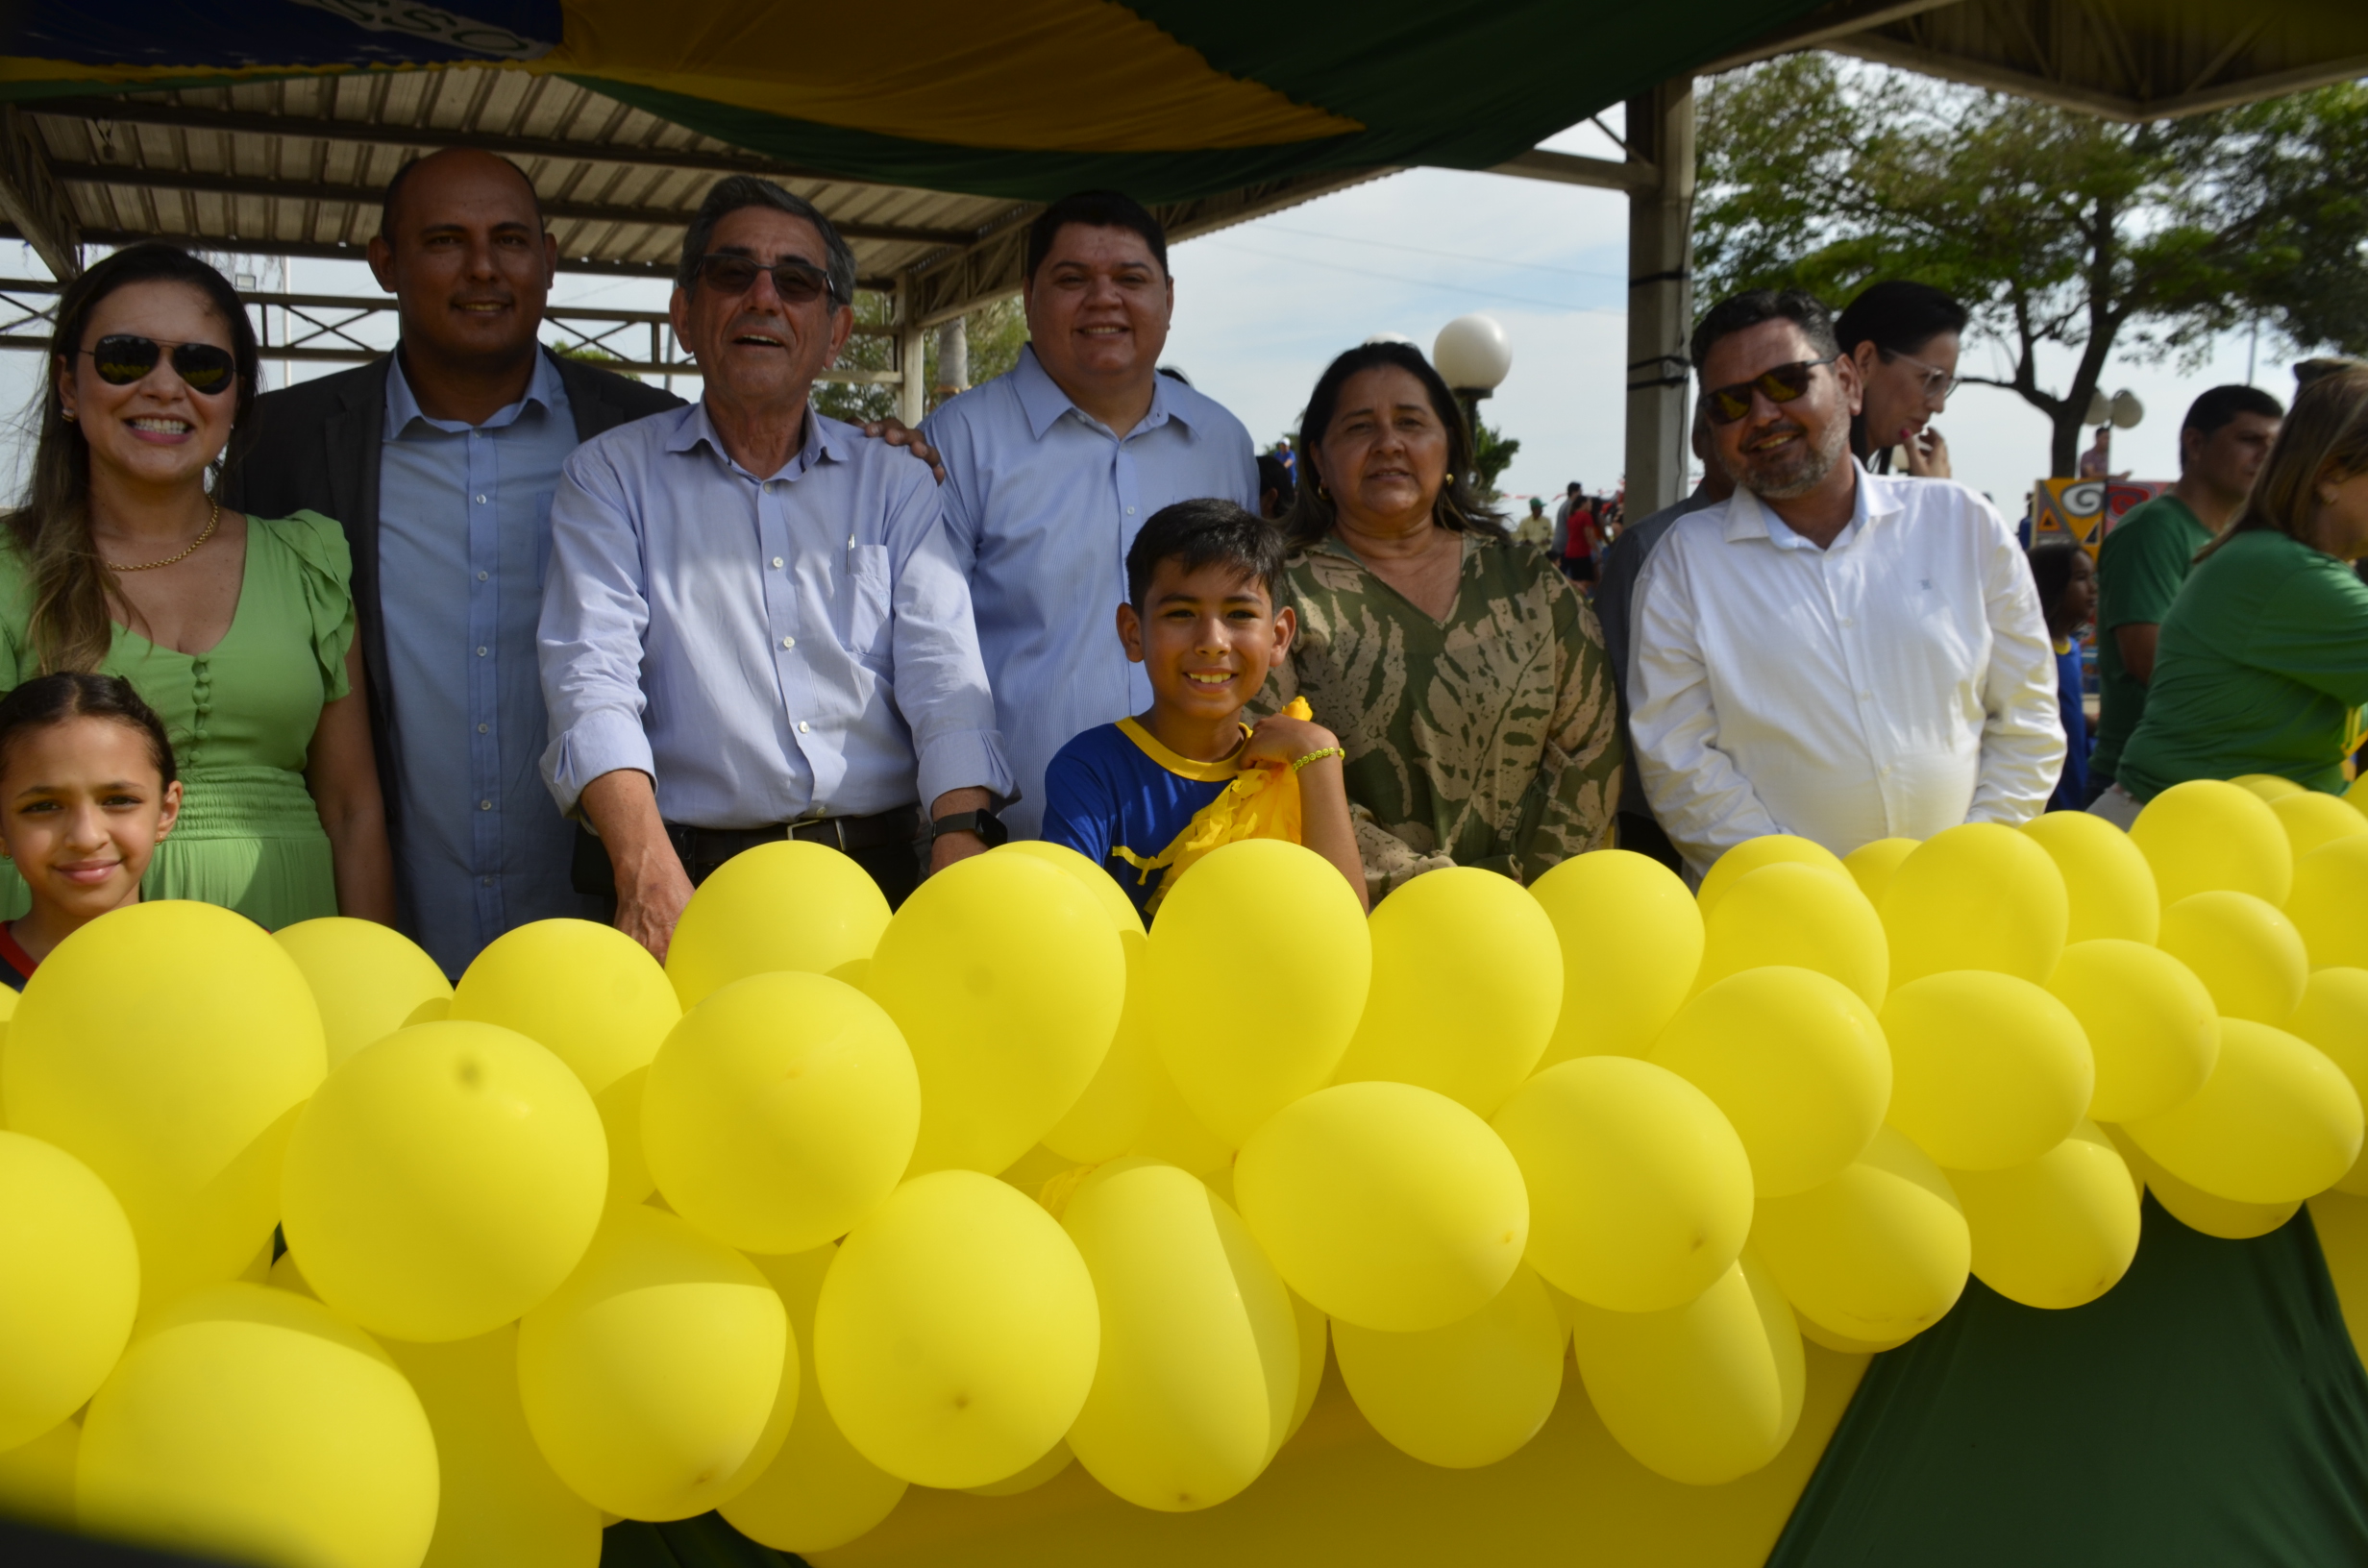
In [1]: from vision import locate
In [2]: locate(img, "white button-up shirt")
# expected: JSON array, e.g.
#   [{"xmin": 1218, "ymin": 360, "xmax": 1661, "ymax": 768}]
[{"xmin": 1629, "ymin": 465, "xmax": 2062, "ymax": 876}]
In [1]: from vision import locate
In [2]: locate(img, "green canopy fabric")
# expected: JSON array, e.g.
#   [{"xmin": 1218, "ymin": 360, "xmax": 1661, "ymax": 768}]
[
  {"xmin": 1768, "ymin": 1196, "xmax": 2368, "ymax": 1567},
  {"xmin": 0, "ymin": 0, "xmax": 1827, "ymax": 204}
]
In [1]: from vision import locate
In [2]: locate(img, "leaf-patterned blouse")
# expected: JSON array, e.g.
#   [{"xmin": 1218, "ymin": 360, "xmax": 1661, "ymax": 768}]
[{"xmin": 1256, "ymin": 530, "xmax": 1622, "ymax": 898}]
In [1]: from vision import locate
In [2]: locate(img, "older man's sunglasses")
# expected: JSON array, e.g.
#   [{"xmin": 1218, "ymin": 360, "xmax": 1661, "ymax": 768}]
[
  {"xmin": 80, "ymin": 334, "xmax": 236, "ymax": 394},
  {"xmin": 1704, "ymin": 355, "xmax": 1840, "ymax": 426},
  {"xmin": 692, "ymin": 254, "xmax": 837, "ymax": 306}
]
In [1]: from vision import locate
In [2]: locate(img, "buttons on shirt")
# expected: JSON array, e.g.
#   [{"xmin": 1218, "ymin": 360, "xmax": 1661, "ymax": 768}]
[
  {"xmin": 479, "ymin": 799, "xmax": 493, "ymax": 811},
  {"xmin": 477, "ymin": 571, "xmax": 489, "ymax": 582},
  {"xmin": 474, "ymin": 494, "xmax": 487, "ymax": 504},
  {"xmin": 1125, "ymin": 506, "xmax": 1136, "ymax": 515},
  {"xmin": 478, "ymin": 723, "xmax": 489, "ymax": 734},
  {"xmin": 477, "ymin": 647, "xmax": 489, "ymax": 658},
  {"xmin": 798, "ymin": 721, "xmax": 810, "ymax": 734},
  {"xmin": 771, "ymin": 556, "xmax": 784, "ymax": 570},
  {"xmin": 780, "ymin": 636, "xmax": 796, "ymax": 649}
]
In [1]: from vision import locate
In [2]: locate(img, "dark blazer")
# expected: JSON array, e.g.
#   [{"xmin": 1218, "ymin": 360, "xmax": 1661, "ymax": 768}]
[{"xmin": 223, "ymin": 348, "xmax": 684, "ymax": 821}]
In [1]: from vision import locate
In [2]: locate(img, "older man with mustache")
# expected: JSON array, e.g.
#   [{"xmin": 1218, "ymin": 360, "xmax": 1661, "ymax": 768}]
[
  {"xmin": 538, "ymin": 177, "xmax": 1010, "ymax": 960},
  {"xmin": 1627, "ymin": 288, "xmax": 2060, "ymax": 878}
]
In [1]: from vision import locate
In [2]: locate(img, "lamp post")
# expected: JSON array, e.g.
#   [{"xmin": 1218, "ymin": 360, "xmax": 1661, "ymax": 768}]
[
  {"xmin": 2082, "ymin": 387, "xmax": 2145, "ymax": 474},
  {"xmin": 1433, "ymin": 314, "xmax": 1513, "ymax": 451}
]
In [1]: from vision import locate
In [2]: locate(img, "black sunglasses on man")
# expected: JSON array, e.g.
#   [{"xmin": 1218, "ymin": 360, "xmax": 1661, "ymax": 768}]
[
  {"xmin": 1703, "ymin": 355, "xmax": 1841, "ymax": 427},
  {"xmin": 691, "ymin": 254, "xmax": 839, "ymax": 307}
]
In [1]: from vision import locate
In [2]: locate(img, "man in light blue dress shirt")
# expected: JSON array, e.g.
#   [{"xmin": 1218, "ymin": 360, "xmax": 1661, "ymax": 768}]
[
  {"xmin": 540, "ymin": 178, "xmax": 1011, "ymax": 960},
  {"xmin": 923, "ymin": 190, "xmax": 1260, "ymax": 838}
]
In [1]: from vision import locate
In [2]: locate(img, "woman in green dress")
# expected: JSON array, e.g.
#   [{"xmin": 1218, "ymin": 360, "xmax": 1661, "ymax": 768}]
[
  {"xmin": 0, "ymin": 243, "xmax": 392, "ymax": 929},
  {"xmin": 1259, "ymin": 341, "xmax": 1620, "ymax": 898}
]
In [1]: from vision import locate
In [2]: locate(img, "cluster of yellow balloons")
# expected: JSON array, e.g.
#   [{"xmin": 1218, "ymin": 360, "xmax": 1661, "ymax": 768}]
[{"xmin": 1, "ymin": 772, "xmax": 2364, "ymax": 1564}]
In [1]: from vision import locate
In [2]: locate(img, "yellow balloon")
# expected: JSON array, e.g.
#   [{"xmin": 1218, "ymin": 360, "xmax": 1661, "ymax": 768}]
[
  {"xmin": 3, "ymin": 901, "xmax": 324, "ymax": 1312},
  {"xmin": 664, "ymin": 842, "xmax": 894, "ymax": 1011},
  {"xmin": 1569, "ymin": 1250, "xmax": 1803, "ymax": 1486},
  {"xmin": 1696, "ymin": 835, "xmax": 1848, "ymax": 917},
  {"xmin": 1529, "ymin": 850, "xmax": 1704, "ymax": 1065},
  {"xmin": 283, "ymin": 1021, "xmax": 607, "ymax": 1342},
  {"xmin": 2287, "ymin": 837, "xmax": 2368, "ymax": 971},
  {"xmin": 0, "ymin": 1132, "xmax": 137, "ymax": 1448},
  {"xmin": 276, "ymin": 918, "xmax": 455, "ymax": 1070},
  {"xmin": 993, "ymin": 839, "xmax": 1146, "ymax": 934},
  {"xmin": 962, "ymin": 1439, "xmax": 1074, "ymax": 1496},
  {"xmin": 1331, "ymin": 867, "xmax": 1563, "ymax": 1116},
  {"xmin": 868, "ymin": 854, "xmax": 1124, "ymax": 1174},
  {"xmin": 2019, "ymin": 809, "xmax": 2160, "ymax": 944},
  {"xmin": 1284, "ymin": 1288, "xmax": 1327, "ymax": 1449},
  {"xmin": 1649, "ymin": 968, "xmax": 1890, "ymax": 1199},
  {"xmin": 722, "ymin": 1244, "xmax": 908, "ymax": 1556},
  {"xmin": 1492, "ymin": 1056, "xmax": 1751, "ymax": 1312},
  {"xmin": 1044, "ymin": 933, "xmax": 1157, "ymax": 1163},
  {"xmin": 1333, "ymin": 1263, "xmax": 1564, "ymax": 1469},
  {"xmin": 2290, "ymin": 968, "xmax": 2368, "ymax": 1195},
  {"xmin": 2106, "ymin": 1125, "xmax": 2301, "ymax": 1239},
  {"xmin": 2235, "ymin": 772, "xmax": 2306, "ymax": 802},
  {"xmin": 1882, "ymin": 971, "xmax": 2092, "ymax": 1171},
  {"xmin": 2131, "ymin": 777, "xmax": 2293, "ymax": 908},
  {"xmin": 452, "ymin": 919, "xmax": 682, "ymax": 1211},
  {"xmin": 1881, "ymin": 822, "xmax": 2069, "ymax": 986},
  {"xmin": 2158, "ymin": 890, "xmax": 2310, "ymax": 1024},
  {"xmin": 1146, "ymin": 840, "xmax": 1370, "ymax": 1145},
  {"xmin": 1750, "ymin": 1126, "xmax": 1967, "ymax": 1345},
  {"xmin": 2124, "ymin": 1018, "xmax": 2363, "ymax": 1204},
  {"xmin": 1796, "ymin": 1318, "xmax": 1906, "ymax": 1356},
  {"xmin": 1061, "ymin": 1159, "xmax": 1297, "ymax": 1510},
  {"xmin": 2273, "ymin": 790, "xmax": 2368, "ymax": 863},
  {"xmin": 1841, "ymin": 837, "xmax": 1919, "ymax": 907},
  {"xmin": 78, "ymin": 1284, "xmax": 437, "ymax": 1568},
  {"xmin": 383, "ymin": 1324, "xmax": 604, "ymax": 1568},
  {"xmin": 1129, "ymin": 1049, "xmax": 1237, "ymax": 1177},
  {"xmin": 2046, "ymin": 940, "xmax": 2221, "ymax": 1123},
  {"xmin": 2353, "ymin": 773, "xmax": 2368, "ymax": 806},
  {"xmin": 1235, "ymin": 1082, "xmax": 1526, "ymax": 1333},
  {"xmin": 1947, "ymin": 1123, "xmax": 2138, "ymax": 1310},
  {"xmin": 642, "ymin": 973, "xmax": 919, "ymax": 1254},
  {"xmin": 0, "ymin": 1417, "xmax": 78, "ymax": 1529},
  {"xmin": 517, "ymin": 1205, "xmax": 793, "ymax": 1520},
  {"xmin": 1694, "ymin": 862, "xmax": 1887, "ymax": 1008},
  {"xmin": 814, "ymin": 1170, "xmax": 1098, "ymax": 1489}
]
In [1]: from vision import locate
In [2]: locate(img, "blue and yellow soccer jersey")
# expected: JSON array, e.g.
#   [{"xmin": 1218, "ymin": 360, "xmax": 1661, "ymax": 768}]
[{"xmin": 1041, "ymin": 719, "xmax": 1245, "ymax": 921}]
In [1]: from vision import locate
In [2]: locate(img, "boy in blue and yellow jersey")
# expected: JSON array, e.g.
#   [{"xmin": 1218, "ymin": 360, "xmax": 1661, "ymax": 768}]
[{"xmin": 1041, "ymin": 500, "xmax": 1367, "ymax": 919}]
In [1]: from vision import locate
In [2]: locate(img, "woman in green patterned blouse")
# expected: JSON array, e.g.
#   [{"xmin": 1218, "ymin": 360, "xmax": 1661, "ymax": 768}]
[{"xmin": 1258, "ymin": 342, "xmax": 1621, "ymax": 898}]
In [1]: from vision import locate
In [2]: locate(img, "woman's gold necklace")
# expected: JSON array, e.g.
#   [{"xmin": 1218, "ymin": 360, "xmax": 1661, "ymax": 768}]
[{"xmin": 103, "ymin": 497, "xmax": 219, "ymax": 573}]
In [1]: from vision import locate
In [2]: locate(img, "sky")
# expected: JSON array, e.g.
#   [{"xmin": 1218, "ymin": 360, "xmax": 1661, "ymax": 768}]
[{"xmin": 0, "ymin": 115, "xmax": 2309, "ymax": 516}]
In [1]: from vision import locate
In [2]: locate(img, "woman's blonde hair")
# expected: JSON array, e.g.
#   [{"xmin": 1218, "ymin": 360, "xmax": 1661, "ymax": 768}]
[
  {"xmin": 2197, "ymin": 367, "xmax": 2368, "ymax": 562},
  {"xmin": 7, "ymin": 244, "xmax": 259, "ymax": 674}
]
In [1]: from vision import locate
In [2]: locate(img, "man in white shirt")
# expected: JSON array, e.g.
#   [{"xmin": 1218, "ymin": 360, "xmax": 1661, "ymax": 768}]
[{"xmin": 1629, "ymin": 288, "xmax": 2061, "ymax": 877}]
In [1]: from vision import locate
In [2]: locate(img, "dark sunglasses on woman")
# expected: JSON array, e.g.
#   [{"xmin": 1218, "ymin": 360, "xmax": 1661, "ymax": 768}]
[
  {"xmin": 692, "ymin": 254, "xmax": 838, "ymax": 306},
  {"xmin": 1704, "ymin": 355, "xmax": 1840, "ymax": 426},
  {"xmin": 79, "ymin": 334, "xmax": 237, "ymax": 395}
]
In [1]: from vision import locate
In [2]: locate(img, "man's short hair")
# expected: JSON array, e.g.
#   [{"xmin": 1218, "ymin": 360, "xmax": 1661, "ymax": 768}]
[
  {"xmin": 2182, "ymin": 384, "xmax": 2285, "ymax": 443},
  {"xmin": 380, "ymin": 151, "xmax": 542, "ymax": 239},
  {"xmin": 678, "ymin": 176, "xmax": 856, "ymax": 308},
  {"xmin": 1026, "ymin": 190, "xmax": 1168, "ymax": 282},
  {"xmin": 1690, "ymin": 288, "xmax": 1840, "ymax": 374},
  {"xmin": 1125, "ymin": 499, "xmax": 1283, "ymax": 611}
]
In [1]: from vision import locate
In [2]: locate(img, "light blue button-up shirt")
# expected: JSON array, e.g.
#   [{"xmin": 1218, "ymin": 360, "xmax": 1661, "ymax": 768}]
[
  {"xmin": 923, "ymin": 346, "xmax": 1259, "ymax": 837},
  {"xmin": 381, "ymin": 350, "xmax": 602, "ymax": 978},
  {"xmin": 538, "ymin": 401, "xmax": 1011, "ymax": 830}
]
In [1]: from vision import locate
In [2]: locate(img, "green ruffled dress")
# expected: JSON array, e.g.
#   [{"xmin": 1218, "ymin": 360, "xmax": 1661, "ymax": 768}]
[{"xmin": 0, "ymin": 511, "xmax": 358, "ymax": 930}]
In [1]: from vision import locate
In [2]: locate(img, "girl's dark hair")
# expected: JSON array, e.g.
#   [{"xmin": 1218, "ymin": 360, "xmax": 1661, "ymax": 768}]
[
  {"xmin": 0, "ymin": 673, "xmax": 177, "ymax": 790},
  {"xmin": 8, "ymin": 244, "xmax": 260, "ymax": 675},
  {"xmin": 1281, "ymin": 342, "xmax": 1505, "ymax": 550},
  {"xmin": 2025, "ymin": 539, "xmax": 2085, "ymax": 639}
]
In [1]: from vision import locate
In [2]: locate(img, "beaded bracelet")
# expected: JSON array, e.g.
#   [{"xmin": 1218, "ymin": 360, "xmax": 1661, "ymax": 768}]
[{"xmin": 1290, "ymin": 746, "xmax": 1345, "ymax": 773}]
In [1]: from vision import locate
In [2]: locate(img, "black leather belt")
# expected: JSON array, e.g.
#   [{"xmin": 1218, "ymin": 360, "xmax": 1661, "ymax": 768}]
[{"xmin": 668, "ymin": 805, "xmax": 921, "ymax": 867}]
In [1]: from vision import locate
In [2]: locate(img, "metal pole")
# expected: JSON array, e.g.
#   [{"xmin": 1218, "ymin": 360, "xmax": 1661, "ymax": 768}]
[
  {"xmin": 1623, "ymin": 78, "xmax": 1696, "ymax": 515},
  {"xmin": 895, "ymin": 275, "xmax": 926, "ymax": 427}
]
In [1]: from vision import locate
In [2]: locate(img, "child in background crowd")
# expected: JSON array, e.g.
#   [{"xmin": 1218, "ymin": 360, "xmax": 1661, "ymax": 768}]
[
  {"xmin": 2027, "ymin": 539, "xmax": 2099, "ymax": 812},
  {"xmin": 0, "ymin": 673, "xmax": 182, "ymax": 987},
  {"xmin": 1042, "ymin": 499, "xmax": 1368, "ymax": 919}
]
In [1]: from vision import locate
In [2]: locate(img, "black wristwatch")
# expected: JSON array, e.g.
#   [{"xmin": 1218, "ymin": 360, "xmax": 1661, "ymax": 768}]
[{"xmin": 929, "ymin": 808, "xmax": 1009, "ymax": 848}]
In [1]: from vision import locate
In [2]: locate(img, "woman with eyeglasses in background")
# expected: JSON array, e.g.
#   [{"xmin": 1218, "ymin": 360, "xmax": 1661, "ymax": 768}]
[
  {"xmin": 1837, "ymin": 281, "xmax": 1968, "ymax": 478},
  {"xmin": 0, "ymin": 243, "xmax": 393, "ymax": 929}
]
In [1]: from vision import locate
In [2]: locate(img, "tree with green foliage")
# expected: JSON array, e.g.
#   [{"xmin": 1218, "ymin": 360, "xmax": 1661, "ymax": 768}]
[
  {"xmin": 1697, "ymin": 56, "xmax": 2368, "ymax": 475},
  {"xmin": 1471, "ymin": 419, "xmax": 1519, "ymax": 505},
  {"xmin": 813, "ymin": 296, "xmax": 1030, "ymax": 425}
]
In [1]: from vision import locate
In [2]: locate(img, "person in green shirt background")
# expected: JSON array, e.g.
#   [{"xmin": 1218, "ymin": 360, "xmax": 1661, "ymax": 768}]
[
  {"xmin": 2086, "ymin": 383, "xmax": 2283, "ymax": 801},
  {"xmin": 2094, "ymin": 366, "xmax": 2368, "ymax": 819}
]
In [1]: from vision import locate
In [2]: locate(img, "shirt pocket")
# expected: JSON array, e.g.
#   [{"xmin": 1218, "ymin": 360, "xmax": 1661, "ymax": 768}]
[{"xmin": 845, "ymin": 543, "xmax": 893, "ymax": 668}]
